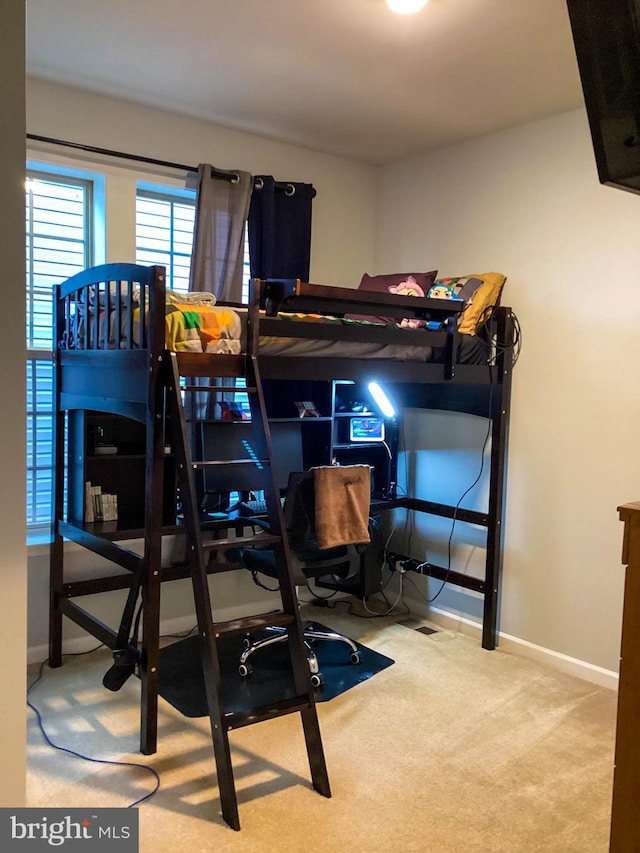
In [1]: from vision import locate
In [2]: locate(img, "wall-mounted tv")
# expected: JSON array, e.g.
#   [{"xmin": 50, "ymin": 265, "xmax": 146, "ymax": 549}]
[{"xmin": 566, "ymin": 0, "xmax": 640, "ymax": 195}]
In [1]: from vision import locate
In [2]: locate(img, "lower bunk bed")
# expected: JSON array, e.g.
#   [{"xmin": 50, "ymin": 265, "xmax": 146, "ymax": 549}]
[{"xmin": 50, "ymin": 262, "xmax": 516, "ymax": 825}]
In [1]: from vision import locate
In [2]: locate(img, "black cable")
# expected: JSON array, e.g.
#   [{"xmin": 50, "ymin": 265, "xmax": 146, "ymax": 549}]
[
  {"xmin": 322, "ymin": 593, "xmax": 410, "ymax": 619},
  {"xmin": 383, "ymin": 307, "xmax": 513, "ymax": 607},
  {"xmin": 475, "ymin": 305, "xmax": 522, "ymax": 367},
  {"xmin": 161, "ymin": 624, "xmax": 198, "ymax": 640},
  {"xmin": 417, "ymin": 379, "xmax": 494, "ymax": 603},
  {"xmin": 305, "ymin": 581, "xmax": 338, "ymax": 601},
  {"xmin": 250, "ymin": 570, "xmax": 280, "ymax": 592},
  {"xmin": 508, "ymin": 312, "xmax": 522, "ymax": 366},
  {"xmin": 410, "ymin": 306, "xmax": 517, "ymax": 600},
  {"xmin": 27, "ymin": 650, "xmax": 160, "ymax": 808},
  {"xmin": 398, "ymin": 418, "xmax": 416, "ymax": 562},
  {"xmin": 403, "ymin": 572, "xmax": 437, "ymax": 606}
]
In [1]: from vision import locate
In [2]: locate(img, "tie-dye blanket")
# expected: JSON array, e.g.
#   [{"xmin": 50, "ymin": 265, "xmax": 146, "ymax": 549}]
[
  {"xmin": 76, "ymin": 288, "xmax": 242, "ymax": 353},
  {"xmin": 162, "ymin": 301, "xmax": 241, "ymax": 353}
]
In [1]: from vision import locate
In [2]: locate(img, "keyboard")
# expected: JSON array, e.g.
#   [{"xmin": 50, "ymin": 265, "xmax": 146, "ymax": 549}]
[
  {"xmin": 237, "ymin": 497, "xmax": 284, "ymax": 516},
  {"xmin": 238, "ymin": 499, "xmax": 268, "ymax": 516}
]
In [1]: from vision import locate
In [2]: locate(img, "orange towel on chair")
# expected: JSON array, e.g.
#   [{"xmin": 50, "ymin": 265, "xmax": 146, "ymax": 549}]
[{"xmin": 312, "ymin": 465, "xmax": 371, "ymax": 549}]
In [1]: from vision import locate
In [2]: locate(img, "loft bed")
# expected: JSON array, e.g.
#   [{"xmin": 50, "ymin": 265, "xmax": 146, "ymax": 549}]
[{"xmin": 50, "ymin": 262, "xmax": 515, "ymax": 755}]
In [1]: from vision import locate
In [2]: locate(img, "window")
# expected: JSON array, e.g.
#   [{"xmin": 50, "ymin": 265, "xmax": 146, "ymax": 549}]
[
  {"xmin": 26, "ymin": 172, "xmax": 93, "ymax": 535},
  {"xmin": 135, "ymin": 186, "xmax": 251, "ymax": 421},
  {"xmin": 25, "ymin": 172, "xmax": 253, "ymax": 540},
  {"xmin": 135, "ymin": 188, "xmax": 195, "ymax": 292},
  {"xmin": 135, "ymin": 186, "xmax": 251, "ymax": 302}
]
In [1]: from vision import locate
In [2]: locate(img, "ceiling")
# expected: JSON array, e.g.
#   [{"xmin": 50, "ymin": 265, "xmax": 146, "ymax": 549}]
[{"xmin": 25, "ymin": 0, "xmax": 585, "ymax": 165}]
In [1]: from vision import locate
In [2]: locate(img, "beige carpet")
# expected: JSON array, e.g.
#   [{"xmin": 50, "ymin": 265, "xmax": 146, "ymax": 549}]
[{"xmin": 26, "ymin": 607, "xmax": 617, "ymax": 853}]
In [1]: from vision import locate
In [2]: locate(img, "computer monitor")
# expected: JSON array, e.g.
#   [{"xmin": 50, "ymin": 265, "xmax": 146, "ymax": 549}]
[
  {"xmin": 269, "ymin": 421, "xmax": 305, "ymax": 493},
  {"xmin": 349, "ymin": 416, "xmax": 385, "ymax": 442},
  {"xmin": 199, "ymin": 420, "xmax": 305, "ymax": 509}
]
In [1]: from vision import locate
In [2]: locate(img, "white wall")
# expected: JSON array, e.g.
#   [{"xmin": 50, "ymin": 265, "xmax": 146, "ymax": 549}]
[
  {"xmin": 0, "ymin": 0, "xmax": 27, "ymax": 806},
  {"xmin": 26, "ymin": 78, "xmax": 378, "ymax": 287},
  {"xmin": 375, "ymin": 109, "xmax": 640, "ymax": 673},
  {"xmin": 25, "ymin": 79, "xmax": 378, "ymax": 659}
]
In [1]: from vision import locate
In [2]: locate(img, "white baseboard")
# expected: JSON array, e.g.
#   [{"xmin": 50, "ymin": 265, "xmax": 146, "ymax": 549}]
[
  {"xmin": 27, "ymin": 608, "xmax": 273, "ymax": 667},
  {"xmin": 422, "ymin": 604, "xmax": 619, "ymax": 692},
  {"xmin": 30, "ymin": 603, "xmax": 620, "ymax": 693},
  {"xmin": 28, "ymin": 635, "xmax": 107, "ymax": 666}
]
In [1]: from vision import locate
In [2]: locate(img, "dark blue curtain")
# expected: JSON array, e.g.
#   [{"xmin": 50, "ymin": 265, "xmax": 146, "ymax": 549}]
[{"xmin": 248, "ymin": 176, "xmax": 315, "ymax": 281}]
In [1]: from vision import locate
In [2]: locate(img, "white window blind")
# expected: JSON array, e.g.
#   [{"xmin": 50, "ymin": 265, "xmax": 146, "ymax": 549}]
[
  {"xmin": 26, "ymin": 172, "xmax": 92, "ymax": 534},
  {"xmin": 135, "ymin": 189, "xmax": 195, "ymax": 292},
  {"xmin": 135, "ymin": 187, "xmax": 251, "ymax": 301}
]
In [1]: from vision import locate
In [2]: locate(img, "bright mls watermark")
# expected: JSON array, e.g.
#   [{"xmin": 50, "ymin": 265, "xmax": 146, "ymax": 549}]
[{"xmin": 0, "ymin": 809, "xmax": 138, "ymax": 851}]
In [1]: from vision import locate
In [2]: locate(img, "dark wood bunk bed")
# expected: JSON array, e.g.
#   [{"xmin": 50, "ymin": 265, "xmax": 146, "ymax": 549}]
[{"xmin": 49, "ymin": 262, "xmax": 515, "ymax": 828}]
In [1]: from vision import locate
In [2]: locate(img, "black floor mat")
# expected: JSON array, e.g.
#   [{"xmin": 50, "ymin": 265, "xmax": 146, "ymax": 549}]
[{"xmin": 157, "ymin": 622, "xmax": 394, "ymax": 718}]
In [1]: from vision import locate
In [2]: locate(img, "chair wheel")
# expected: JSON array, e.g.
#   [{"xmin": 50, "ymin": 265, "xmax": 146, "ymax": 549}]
[
  {"xmin": 310, "ymin": 672, "xmax": 324, "ymax": 688},
  {"xmin": 350, "ymin": 650, "xmax": 362, "ymax": 665},
  {"xmin": 238, "ymin": 663, "xmax": 252, "ymax": 677}
]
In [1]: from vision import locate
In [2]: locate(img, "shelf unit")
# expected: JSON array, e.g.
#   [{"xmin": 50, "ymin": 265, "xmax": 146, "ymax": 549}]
[
  {"xmin": 330, "ymin": 380, "xmax": 398, "ymax": 499},
  {"xmin": 261, "ymin": 378, "xmax": 333, "ymax": 471},
  {"xmin": 67, "ymin": 411, "xmax": 177, "ymax": 530},
  {"xmin": 64, "ymin": 379, "xmax": 397, "ymax": 537},
  {"xmin": 244, "ymin": 377, "xmax": 399, "ymax": 500}
]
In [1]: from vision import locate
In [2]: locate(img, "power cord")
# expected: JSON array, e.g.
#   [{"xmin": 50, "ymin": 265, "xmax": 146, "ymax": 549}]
[
  {"xmin": 318, "ymin": 590, "xmax": 410, "ymax": 619},
  {"xmin": 360, "ymin": 572, "xmax": 409, "ymax": 617},
  {"xmin": 476, "ymin": 305, "xmax": 522, "ymax": 367},
  {"xmin": 410, "ymin": 380, "xmax": 494, "ymax": 603},
  {"xmin": 27, "ymin": 646, "xmax": 161, "ymax": 808}
]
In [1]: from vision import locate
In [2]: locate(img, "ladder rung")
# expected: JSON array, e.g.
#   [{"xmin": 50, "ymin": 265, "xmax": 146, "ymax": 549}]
[
  {"xmin": 225, "ymin": 696, "xmax": 312, "ymax": 731},
  {"xmin": 213, "ymin": 611, "xmax": 294, "ymax": 637},
  {"xmin": 182, "ymin": 384, "xmax": 258, "ymax": 393},
  {"xmin": 192, "ymin": 458, "xmax": 269, "ymax": 469},
  {"xmin": 201, "ymin": 532, "xmax": 281, "ymax": 550}
]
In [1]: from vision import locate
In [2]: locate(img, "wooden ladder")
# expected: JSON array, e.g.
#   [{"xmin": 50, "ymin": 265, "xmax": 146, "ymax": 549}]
[{"xmin": 164, "ymin": 351, "xmax": 330, "ymax": 830}]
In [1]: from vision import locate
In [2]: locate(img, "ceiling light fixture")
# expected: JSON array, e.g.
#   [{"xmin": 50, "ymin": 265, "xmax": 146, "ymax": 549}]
[{"xmin": 386, "ymin": 0, "xmax": 428, "ymax": 14}]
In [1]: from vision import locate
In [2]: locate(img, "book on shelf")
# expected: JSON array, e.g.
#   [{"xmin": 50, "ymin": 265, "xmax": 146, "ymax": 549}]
[
  {"xmin": 85, "ymin": 482, "xmax": 118, "ymax": 522},
  {"xmin": 85, "ymin": 481, "xmax": 94, "ymax": 523}
]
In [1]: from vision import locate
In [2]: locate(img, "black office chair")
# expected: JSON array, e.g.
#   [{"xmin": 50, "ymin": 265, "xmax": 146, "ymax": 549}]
[{"xmin": 237, "ymin": 470, "xmax": 370, "ymax": 687}]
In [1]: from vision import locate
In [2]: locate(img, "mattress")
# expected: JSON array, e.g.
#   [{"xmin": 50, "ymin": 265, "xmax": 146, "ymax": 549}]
[{"xmin": 73, "ymin": 293, "xmax": 449, "ymax": 362}]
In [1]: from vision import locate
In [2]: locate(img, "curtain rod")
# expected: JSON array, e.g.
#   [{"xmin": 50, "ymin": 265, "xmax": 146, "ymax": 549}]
[
  {"xmin": 26, "ymin": 133, "xmax": 241, "ymax": 182},
  {"xmin": 26, "ymin": 133, "xmax": 314, "ymax": 195}
]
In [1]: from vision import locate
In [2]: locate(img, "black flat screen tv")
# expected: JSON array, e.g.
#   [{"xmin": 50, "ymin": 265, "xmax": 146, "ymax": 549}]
[{"xmin": 567, "ymin": 0, "xmax": 640, "ymax": 194}]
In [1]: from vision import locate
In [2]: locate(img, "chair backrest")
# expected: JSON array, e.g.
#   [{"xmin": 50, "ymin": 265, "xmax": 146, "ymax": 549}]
[
  {"xmin": 282, "ymin": 471, "xmax": 317, "ymax": 548},
  {"xmin": 283, "ymin": 471, "xmax": 367, "ymax": 582}
]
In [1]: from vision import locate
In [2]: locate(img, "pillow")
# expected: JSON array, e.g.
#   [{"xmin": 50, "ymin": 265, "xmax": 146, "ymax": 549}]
[
  {"xmin": 425, "ymin": 274, "xmax": 506, "ymax": 334},
  {"xmin": 431, "ymin": 276, "xmax": 483, "ymax": 304},
  {"xmin": 454, "ymin": 272, "xmax": 506, "ymax": 335},
  {"xmin": 350, "ymin": 270, "xmax": 438, "ymax": 324},
  {"xmin": 358, "ymin": 270, "xmax": 438, "ymax": 295}
]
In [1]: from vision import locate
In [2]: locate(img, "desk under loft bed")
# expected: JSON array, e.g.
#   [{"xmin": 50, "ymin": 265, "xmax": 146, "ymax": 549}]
[
  {"xmin": 49, "ymin": 262, "xmax": 515, "ymax": 827},
  {"xmin": 253, "ymin": 277, "xmax": 515, "ymax": 642}
]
